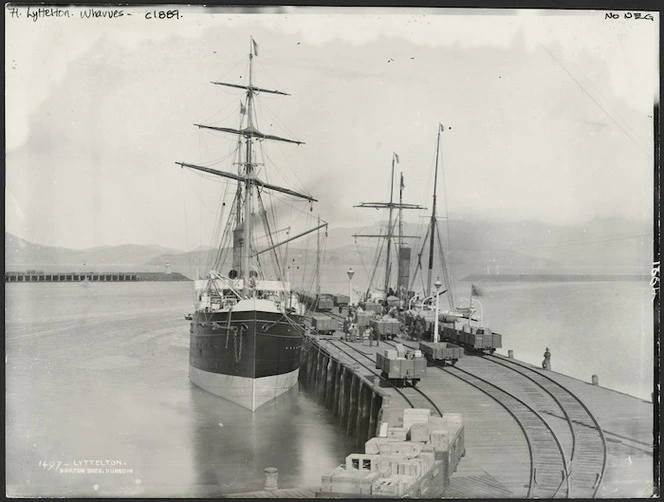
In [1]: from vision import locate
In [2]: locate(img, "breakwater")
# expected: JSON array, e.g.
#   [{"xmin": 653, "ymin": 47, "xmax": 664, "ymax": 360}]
[
  {"xmin": 299, "ymin": 335, "xmax": 390, "ymax": 446},
  {"xmin": 462, "ymin": 273, "xmax": 648, "ymax": 282},
  {"xmin": 5, "ymin": 271, "xmax": 191, "ymax": 282}
]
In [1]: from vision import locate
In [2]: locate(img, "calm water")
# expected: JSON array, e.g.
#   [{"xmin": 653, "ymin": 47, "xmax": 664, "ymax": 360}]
[
  {"xmin": 5, "ymin": 279, "xmax": 654, "ymax": 496},
  {"xmin": 5, "ymin": 282, "xmax": 356, "ymax": 497}
]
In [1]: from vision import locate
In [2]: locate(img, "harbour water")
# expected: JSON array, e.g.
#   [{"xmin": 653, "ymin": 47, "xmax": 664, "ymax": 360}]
[
  {"xmin": 5, "ymin": 282, "xmax": 356, "ymax": 497},
  {"xmin": 5, "ymin": 278, "xmax": 653, "ymax": 497}
]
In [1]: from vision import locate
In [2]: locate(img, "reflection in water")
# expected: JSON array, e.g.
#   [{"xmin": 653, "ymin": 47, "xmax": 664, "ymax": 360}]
[{"xmin": 190, "ymin": 381, "xmax": 357, "ymax": 496}]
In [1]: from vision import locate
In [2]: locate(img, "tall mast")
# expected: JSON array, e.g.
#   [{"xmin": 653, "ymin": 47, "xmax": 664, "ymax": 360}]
[
  {"xmin": 316, "ymin": 214, "xmax": 321, "ymax": 298},
  {"xmin": 383, "ymin": 154, "xmax": 397, "ymax": 297},
  {"xmin": 242, "ymin": 38, "xmax": 256, "ymax": 286},
  {"xmin": 426, "ymin": 123, "xmax": 443, "ymax": 296},
  {"xmin": 397, "ymin": 171, "xmax": 404, "ymax": 297}
]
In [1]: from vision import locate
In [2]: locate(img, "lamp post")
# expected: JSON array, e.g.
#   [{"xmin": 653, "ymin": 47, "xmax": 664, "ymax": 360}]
[
  {"xmin": 347, "ymin": 267, "xmax": 355, "ymax": 307},
  {"xmin": 433, "ymin": 278, "xmax": 441, "ymax": 343}
]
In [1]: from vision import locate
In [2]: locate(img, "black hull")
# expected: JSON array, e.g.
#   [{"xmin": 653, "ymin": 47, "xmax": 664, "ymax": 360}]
[{"xmin": 190, "ymin": 310, "xmax": 304, "ymax": 380}]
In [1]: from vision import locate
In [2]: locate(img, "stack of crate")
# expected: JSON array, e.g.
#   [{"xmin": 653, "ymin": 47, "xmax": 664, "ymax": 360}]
[{"xmin": 318, "ymin": 408, "xmax": 465, "ymax": 498}]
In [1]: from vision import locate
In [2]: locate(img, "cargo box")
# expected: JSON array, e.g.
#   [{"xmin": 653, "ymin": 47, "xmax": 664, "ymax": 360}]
[
  {"xmin": 403, "ymin": 408, "xmax": 431, "ymax": 431},
  {"xmin": 378, "ymin": 440, "xmax": 424, "ymax": 457},
  {"xmin": 364, "ymin": 437, "xmax": 391, "ymax": 455},
  {"xmin": 386, "ymin": 427, "xmax": 408, "ymax": 441},
  {"xmin": 346, "ymin": 453, "xmax": 380, "ymax": 472},
  {"xmin": 408, "ymin": 422, "xmax": 431, "ymax": 442},
  {"xmin": 322, "ymin": 468, "xmax": 379, "ymax": 495}
]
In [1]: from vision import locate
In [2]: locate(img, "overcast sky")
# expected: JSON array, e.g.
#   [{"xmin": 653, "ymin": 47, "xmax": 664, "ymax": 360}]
[{"xmin": 5, "ymin": 6, "xmax": 658, "ymax": 250}]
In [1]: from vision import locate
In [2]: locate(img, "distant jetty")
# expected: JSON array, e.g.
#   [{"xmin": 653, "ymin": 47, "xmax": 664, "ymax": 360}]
[
  {"xmin": 461, "ymin": 273, "xmax": 648, "ymax": 282},
  {"xmin": 5, "ymin": 271, "xmax": 191, "ymax": 283}
]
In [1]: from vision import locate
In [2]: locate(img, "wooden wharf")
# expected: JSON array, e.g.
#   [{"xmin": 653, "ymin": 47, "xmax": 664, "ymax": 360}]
[{"xmin": 295, "ymin": 317, "xmax": 654, "ymax": 499}]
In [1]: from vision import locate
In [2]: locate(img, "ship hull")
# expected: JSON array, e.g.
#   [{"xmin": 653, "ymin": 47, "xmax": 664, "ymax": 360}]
[{"xmin": 189, "ymin": 304, "xmax": 304, "ymax": 411}]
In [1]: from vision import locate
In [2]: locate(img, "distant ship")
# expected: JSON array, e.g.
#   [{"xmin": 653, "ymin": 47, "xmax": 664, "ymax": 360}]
[{"xmin": 177, "ymin": 38, "xmax": 325, "ymax": 411}]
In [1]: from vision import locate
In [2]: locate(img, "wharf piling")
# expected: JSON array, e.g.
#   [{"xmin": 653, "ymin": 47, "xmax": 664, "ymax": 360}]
[{"xmin": 299, "ymin": 335, "xmax": 390, "ymax": 446}]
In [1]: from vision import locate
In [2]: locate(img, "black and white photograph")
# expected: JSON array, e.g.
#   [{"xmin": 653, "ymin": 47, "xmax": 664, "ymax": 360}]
[{"xmin": 5, "ymin": 5, "xmax": 658, "ymax": 498}]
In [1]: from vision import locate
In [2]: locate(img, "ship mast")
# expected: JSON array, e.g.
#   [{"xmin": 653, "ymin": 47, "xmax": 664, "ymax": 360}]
[
  {"xmin": 354, "ymin": 153, "xmax": 424, "ymax": 299},
  {"xmin": 412, "ymin": 123, "xmax": 456, "ymax": 310},
  {"xmin": 177, "ymin": 37, "xmax": 318, "ymax": 298}
]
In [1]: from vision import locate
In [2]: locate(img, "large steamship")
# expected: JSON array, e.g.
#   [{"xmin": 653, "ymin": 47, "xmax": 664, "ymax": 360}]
[{"xmin": 177, "ymin": 38, "xmax": 324, "ymax": 411}]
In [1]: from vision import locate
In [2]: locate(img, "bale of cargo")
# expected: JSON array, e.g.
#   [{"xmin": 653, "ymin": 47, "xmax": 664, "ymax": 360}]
[
  {"xmin": 321, "ymin": 468, "xmax": 379, "ymax": 495},
  {"xmin": 408, "ymin": 422, "xmax": 431, "ymax": 442},
  {"xmin": 364, "ymin": 436, "xmax": 391, "ymax": 455},
  {"xmin": 403, "ymin": 408, "xmax": 431, "ymax": 431},
  {"xmin": 396, "ymin": 457, "xmax": 425, "ymax": 478},
  {"xmin": 372, "ymin": 477, "xmax": 405, "ymax": 497},
  {"xmin": 378, "ymin": 440, "xmax": 424, "ymax": 457},
  {"xmin": 386, "ymin": 427, "xmax": 408, "ymax": 441}
]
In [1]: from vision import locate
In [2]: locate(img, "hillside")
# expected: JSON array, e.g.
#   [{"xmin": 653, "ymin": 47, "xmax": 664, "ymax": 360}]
[{"xmin": 6, "ymin": 216, "xmax": 652, "ymax": 278}]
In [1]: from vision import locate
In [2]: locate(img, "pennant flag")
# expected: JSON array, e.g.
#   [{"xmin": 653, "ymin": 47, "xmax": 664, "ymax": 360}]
[
  {"xmin": 470, "ymin": 284, "xmax": 482, "ymax": 297},
  {"xmin": 394, "ymin": 152, "xmax": 400, "ymax": 163},
  {"xmin": 251, "ymin": 37, "xmax": 259, "ymax": 56},
  {"xmin": 240, "ymin": 102, "xmax": 246, "ymax": 115}
]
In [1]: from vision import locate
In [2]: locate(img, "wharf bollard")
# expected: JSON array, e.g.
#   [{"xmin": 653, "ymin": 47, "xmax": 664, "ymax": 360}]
[
  {"xmin": 264, "ymin": 467, "xmax": 278, "ymax": 490},
  {"xmin": 508, "ymin": 350, "xmax": 514, "ymax": 359},
  {"xmin": 592, "ymin": 374, "xmax": 599, "ymax": 386}
]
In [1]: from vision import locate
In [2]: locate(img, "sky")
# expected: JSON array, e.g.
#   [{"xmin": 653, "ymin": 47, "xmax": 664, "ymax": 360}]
[{"xmin": 5, "ymin": 6, "xmax": 659, "ymax": 251}]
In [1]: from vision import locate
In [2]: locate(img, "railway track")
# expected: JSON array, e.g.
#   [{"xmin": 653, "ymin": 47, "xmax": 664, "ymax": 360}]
[
  {"xmin": 326, "ymin": 340, "xmax": 442, "ymax": 416},
  {"xmin": 484, "ymin": 354, "xmax": 608, "ymax": 498},
  {"xmin": 440, "ymin": 363, "xmax": 570, "ymax": 498}
]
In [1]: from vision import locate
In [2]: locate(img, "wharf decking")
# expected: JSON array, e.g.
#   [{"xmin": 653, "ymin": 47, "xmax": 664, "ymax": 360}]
[{"xmin": 312, "ymin": 332, "xmax": 654, "ymax": 498}]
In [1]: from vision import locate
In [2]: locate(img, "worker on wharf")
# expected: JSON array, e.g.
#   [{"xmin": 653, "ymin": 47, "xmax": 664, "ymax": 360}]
[
  {"xmin": 350, "ymin": 323, "xmax": 359, "ymax": 343},
  {"xmin": 366, "ymin": 326, "xmax": 377, "ymax": 347},
  {"xmin": 342, "ymin": 316, "xmax": 351, "ymax": 341},
  {"xmin": 542, "ymin": 347, "xmax": 551, "ymax": 370}
]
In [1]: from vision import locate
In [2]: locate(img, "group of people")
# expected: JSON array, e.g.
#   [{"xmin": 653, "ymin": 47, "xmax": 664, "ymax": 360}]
[{"xmin": 342, "ymin": 314, "xmax": 379, "ymax": 346}]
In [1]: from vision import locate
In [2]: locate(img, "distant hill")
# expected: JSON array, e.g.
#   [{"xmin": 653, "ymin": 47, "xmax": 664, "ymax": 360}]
[
  {"xmin": 5, "ymin": 233, "xmax": 184, "ymax": 269},
  {"xmin": 6, "ymin": 216, "xmax": 652, "ymax": 277}
]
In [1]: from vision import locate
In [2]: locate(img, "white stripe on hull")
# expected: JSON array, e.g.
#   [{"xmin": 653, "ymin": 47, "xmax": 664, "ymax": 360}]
[{"xmin": 189, "ymin": 365, "xmax": 299, "ymax": 412}]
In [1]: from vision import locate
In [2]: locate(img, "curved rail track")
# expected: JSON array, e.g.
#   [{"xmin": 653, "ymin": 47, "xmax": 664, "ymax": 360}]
[
  {"xmin": 484, "ymin": 354, "xmax": 608, "ymax": 498},
  {"xmin": 326, "ymin": 340, "xmax": 442, "ymax": 416},
  {"xmin": 439, "ymin": 363, "xmax": 570, "ymax": 498},
  {"xmin": 384, "ymin": 338, "xmax": 608, "ymax": 497}
]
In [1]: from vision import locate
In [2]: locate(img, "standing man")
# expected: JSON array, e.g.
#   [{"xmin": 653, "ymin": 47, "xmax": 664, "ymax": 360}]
[
  {"xmin": 343, "ymin": 316, "xmax": 351, "ymax": 341},
  {"xmin": 542, "ymin": 347, "xmax": 551, "ymax": 370}
]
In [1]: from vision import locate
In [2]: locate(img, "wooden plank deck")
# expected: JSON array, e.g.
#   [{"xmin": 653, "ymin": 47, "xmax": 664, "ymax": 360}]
[{"xmin": 231, "ymin": 332, "xmax": 653, "ymax": 498}]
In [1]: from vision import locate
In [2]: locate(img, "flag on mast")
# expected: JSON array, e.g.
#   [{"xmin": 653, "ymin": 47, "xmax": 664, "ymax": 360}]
[
  {"xmin": 394, "ymin": 152, "xmax": 400, "ymax": 163},
  {"xmin": 251, "ymin": 37, "xmax": 259, "ymax": 56}
]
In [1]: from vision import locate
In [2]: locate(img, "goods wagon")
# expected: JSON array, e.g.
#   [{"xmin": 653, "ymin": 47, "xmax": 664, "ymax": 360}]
[
  {"xmin": 311, "ymin": 315, "xmax": 338, "ymax": 335},
  {"xmin": 370, "ymin": 317, "xmax": 401, "ymax": 340},
  {"xmin": 441, "ymin": 325, "xmax": 502, "ymax": 354},
  {"xmin": 375, "ymin": 346, "xmax": 426, "ymax": 387},
  {"xmin": 333, "ymin": 294, "xmax": 350, "ymax": 307},
  {"xmin": 418, "ymin": 341, "xmax": 463, "ymax": 366},
  {"xmin": 298, "ymin": 291, "xmax": 335, "ymax": 312}
]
